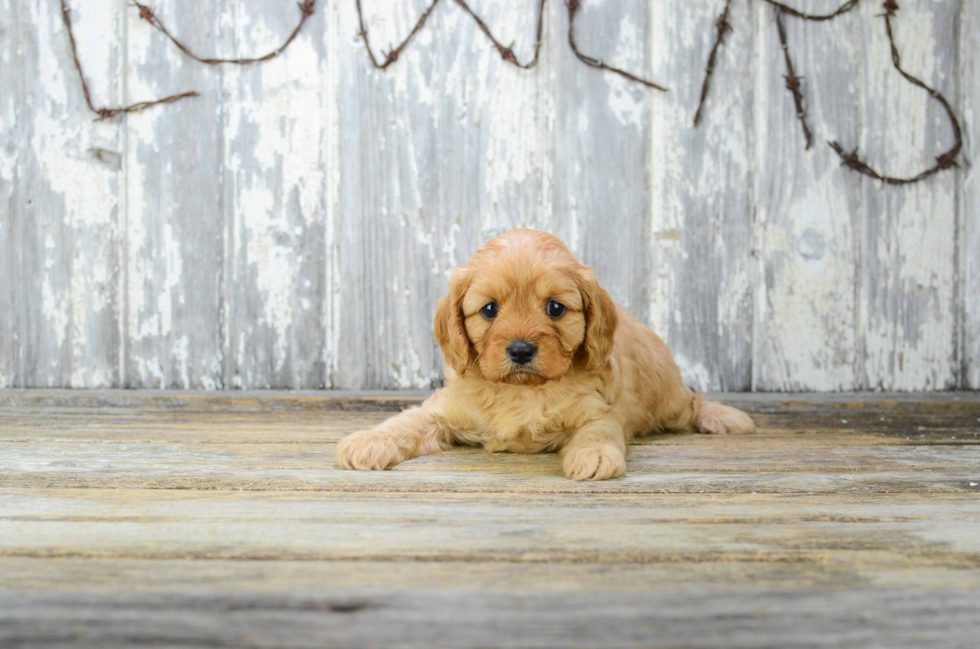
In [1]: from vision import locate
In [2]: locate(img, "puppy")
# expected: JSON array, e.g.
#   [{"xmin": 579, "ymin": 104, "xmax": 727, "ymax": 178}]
[{"xmin": 335, "ymin": 229, "xmax": 755, "ymax": 481}]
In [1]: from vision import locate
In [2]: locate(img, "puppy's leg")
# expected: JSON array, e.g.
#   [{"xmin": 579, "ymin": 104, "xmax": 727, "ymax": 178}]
[
  {"xmin": 559, "ymin": 417, "xmax": 627, "ymax": 482},
  {"xmin": 692, "ymin": 393, "xmax": 756, "ymax": 435},
  {"xmin": 336, "ymin": 398, "xmax": 455, "ymax": 471}
]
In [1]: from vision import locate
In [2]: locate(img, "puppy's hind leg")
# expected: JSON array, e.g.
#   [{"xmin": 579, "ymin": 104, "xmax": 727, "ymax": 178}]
[
  {"xmin": 335, "ymin": 396, "xmax": 456, "ymax": 471},
  {"xmin": 692, "ymin": 393, "xmax": 756, "ymax": 435}
]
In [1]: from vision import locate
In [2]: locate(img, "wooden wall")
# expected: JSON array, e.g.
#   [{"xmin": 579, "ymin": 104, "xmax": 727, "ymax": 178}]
[{"xmin": 0, "ymin": 0, "xmax": 976, "ymax": 391}]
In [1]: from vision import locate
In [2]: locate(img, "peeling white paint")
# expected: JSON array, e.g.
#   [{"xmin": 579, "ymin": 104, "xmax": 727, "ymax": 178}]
[{"xmin": 4, "ymin": 0, "xmax": 975, "ymax": 391}]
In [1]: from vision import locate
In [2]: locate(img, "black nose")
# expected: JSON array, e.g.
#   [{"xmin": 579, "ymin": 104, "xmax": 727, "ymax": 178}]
[{"xmin": 507, "ymin": 341, "xmax": 537, "ymax": 365}]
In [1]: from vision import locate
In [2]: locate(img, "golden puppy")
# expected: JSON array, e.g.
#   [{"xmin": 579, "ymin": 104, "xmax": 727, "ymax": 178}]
[{"xmin": 336, "ymin": 229, "xmax": 755, "ymax": 481}]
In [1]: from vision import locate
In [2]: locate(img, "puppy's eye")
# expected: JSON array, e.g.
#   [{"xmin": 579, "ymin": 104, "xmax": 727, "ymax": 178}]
[
  {"xmin": 480, "ymin": 302, "xmax": 498, "ymax": 320},
  {"xmin": 546, "ymin": 300, "xmax": 566, "ymax": 318}
]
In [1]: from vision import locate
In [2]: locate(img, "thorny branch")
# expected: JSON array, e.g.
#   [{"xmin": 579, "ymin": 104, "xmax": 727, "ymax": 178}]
[
  {"xmin": 132, "ymin": 0, "xmax": 316, "ymax": 65},
  {"xmin": 829, "ymin": 1, "xmax": 963, "ymax": 184},
  {"xmin": 774, "ymin": 9, "xmax": 813, "ymax": 150},
  {"xmin": 60, "ymin": 0, "xmax": 197, "ymax": 120},
  {"xmin": 566, "ymin": 0, "xmax": 667, "ymax": 91},
  {"xmin": 762, "ymin": 0, "xmax": 859, "ymax": 22},
  {"xmin": 454, "ymin": 0, "xmax": 547, "ymax": 69},
  {"xmin": 355, "ymin": 0, "xmax": 441, "ymax": 70},
  {"xmin": 695, "ymin": 0, "xmax": 858, "ymax": 129},
  {"xmin": 59, "ymin": 0, "xmax": 962, "ymax": 187},
  {"xmin": 693, "ymin": 0, "xmax": 732, "ymax": 127}
]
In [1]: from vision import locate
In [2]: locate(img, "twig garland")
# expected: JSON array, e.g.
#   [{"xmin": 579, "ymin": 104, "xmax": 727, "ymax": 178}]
[
  {"xmin": 131, "ymin": 0, "xmax": 316, "ymax": 65},
  {"xmin": 355, "ymin": 0, "xmax": 441, "ymax": 70},
  {"xmin": 774, "ymin": 9, "xmax": 813, "ymax": 150},
  {"xmin": 565, "ymin": 0, "xmax": 667, "ymax": 91},
  {"xmin": 58, "ymin": 0, "xmax": 962, "ymax": 187},
  {"xmin": 454, "ymin": 0, "xmax": 547, "ymax": 69},
  {"xmin": 762, "ymin": 0, "xmax": 859, "ymax": 22},
  {"xmin": 693, "ymin": 0, "xmax": 732, "ymax": 127},
  {"xmin": 694, "ymin": 0, "xmax": 857, "ymax": 130},
  {"xmin": 829, "ymin": 1, "xmax": 963, "ymax": 185},
  {"xmin": 60, "ymin": 0, "xmax": 197, "ymax": 120}
]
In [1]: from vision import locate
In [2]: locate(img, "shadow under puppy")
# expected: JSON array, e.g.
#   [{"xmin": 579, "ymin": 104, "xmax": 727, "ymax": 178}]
[{"xmin": 336, "ymin": 229, "xmax": 755, "ymax": 481}]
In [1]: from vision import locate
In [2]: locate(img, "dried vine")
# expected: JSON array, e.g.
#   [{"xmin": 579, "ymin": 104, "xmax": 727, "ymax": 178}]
[
  {"xmin": 58, "ymin": 0, "xmax": 961, "ymax": 187},
  {"xmin": 763, "ymin": 0, "xmax": 859, "ymax": 21},
  {"xmin": 696, "ymin": 0, "xmax": 858, "ymax": 131},
  {"xmin": 774, "ymin": 9, "xmax": 812, "ymax": 150},
  {"xmin": 455, "ymin": 0, "xmax": 546, "ymax": 69},
  {"xmin": 355, "ymin": 0, "xmax": 441, "ymax": 70},
  {"xmin": 693, "ymin": 0, "xmax": 732, "ymax": 127},
  {"xmin": 60, "ymin": 0, "xmax": 197, "ymax": 120},
  {"xmin": 132, "ymin": 0, "xmax": 316, "ymax": 65},
  {"xmin": 829, "ymin": 1, "xmax": 962, "ymax": 185},
  {"xmin": 566, "ymin": 0, "xmax": 667, "ymax": 91}
]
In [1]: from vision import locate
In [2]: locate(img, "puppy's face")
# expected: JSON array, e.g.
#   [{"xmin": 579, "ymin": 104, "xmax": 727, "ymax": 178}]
[{"xmin": 434, "ymin": 230, "xmax": 617, "ymax": 385}]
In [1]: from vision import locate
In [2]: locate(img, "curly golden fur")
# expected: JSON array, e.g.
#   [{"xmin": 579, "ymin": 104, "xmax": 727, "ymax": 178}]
[{"xmin": 336, "ymin": 229, "xmax": 755, "ymax": 481}]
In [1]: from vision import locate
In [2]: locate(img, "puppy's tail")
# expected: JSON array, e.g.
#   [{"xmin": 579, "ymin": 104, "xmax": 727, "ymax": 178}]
[{"xmin": 691, "ymin": 393, "xmax": 756, "ymax": 435}]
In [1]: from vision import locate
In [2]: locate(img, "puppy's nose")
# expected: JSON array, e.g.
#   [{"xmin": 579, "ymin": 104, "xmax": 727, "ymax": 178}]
[{"xmin": 507, "ymin": 341, "xmax": 537, "ymax": 365}]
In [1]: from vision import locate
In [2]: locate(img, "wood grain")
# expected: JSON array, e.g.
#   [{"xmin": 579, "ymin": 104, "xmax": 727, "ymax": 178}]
[
  {"xmin": 961, "ymin": 2, "xmax": 979, "ymax": 389},
  {"xmin": 650, "ymin": 0, "xmax": 755, "ymax": 392},
  {"xmin": 857, "ymin": 0, "xmax": 959, "ymax": 390},
  {"xmin": 1, "ymin": 0, "xmax": 976, "ymax": 391},
  {"xmin": 5, "ymin": 0, "xmax": 123, "ymax": 388},
  {"xmin": 753, "ymin": 1, "xmax": 866, "ymax": 391},
  {"xmin": 1, "ymin": 392, "xmax": 979, "ymax": 647},
  {"xmin": 222, "ymin": 1, "xmax": 329, "ymax": 390},
  {"xmin": 0, "ymin": 0, "xmax": 19, "ymax": 387},
  {"xmin": 123, "ymin": 0, "xmax": 225, "ymax": 389}
]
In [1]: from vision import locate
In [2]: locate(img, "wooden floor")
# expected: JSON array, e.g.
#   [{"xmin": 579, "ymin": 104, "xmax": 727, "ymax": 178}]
[{"xmin": 1, "ymin": 391, "xmax": 979, "ymax": 649}]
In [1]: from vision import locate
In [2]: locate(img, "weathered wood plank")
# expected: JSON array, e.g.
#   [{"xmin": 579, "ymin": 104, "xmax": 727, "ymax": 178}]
[
  {"xmin": 753, "ymin": 1, "xmax": 862, "ymax": 391},
  {"xmin": 0, "ymin": 0, "xmax": 18, "ymax": 388},
  {"xmin": 3, "ymin": 388, "xmax": 979, "ymax": 412},
  {"xmin": 961, "ymin": 2, "xmax": 979, "ymax": 389},
  {"xmin": 857, "ymin": 0, "xmax": 959, "ymax": 390},
  {"xmin": 2, "ymin": 586, "xmax": 978, "ymax": 649},
  {"xmin": 1, "ymin": 396, "xmax": 979, "ymax": 647},
  {"xmin": 222, "ymin": 1, "xmax": 329, "ymax": 390},
  {"xmin": 332, "ymin": 0, "xmax": 549, "ymax": 389},
  {"xmin": 649, "ymin": 0, "xmax": 754, "ymax": 391},
  {"xmin": 3, "ymin": 409, "xmax": 978, "ymax": 493},
  {"xmin": 8, "ymin": 0, "xmax": 123, "ymax": 388},
  {"xmin": 548, "ymin": 0, "xmax": 652, "ymax": 322},
  {"xmin": 3, "ymin": 0, "xmax": 973, "ymax": 392},
  {"xmin": 5, "ymin": 557, "xmax": 980, "ymax": 594},
  {"xmin": 1, "ymin": 465, "xmax": 973, "ymax": 494},
  {"xmin": 3, "ymin": 488, "xmax": 979, "ymax": 562},
  {"xmin": 123, "ymin": 0, "xmax": 225, "ymax": 389}
]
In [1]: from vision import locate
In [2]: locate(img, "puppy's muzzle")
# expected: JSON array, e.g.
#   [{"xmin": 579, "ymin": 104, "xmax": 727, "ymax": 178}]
[{"xmin": 507, "ymin": 340, "xmax": 537, "ymax": 366}]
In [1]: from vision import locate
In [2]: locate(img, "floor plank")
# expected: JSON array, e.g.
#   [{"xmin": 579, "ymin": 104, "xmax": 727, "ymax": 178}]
[{"xmin": 1, "ymin": 391, "xmax": 978, "ymax": 647}]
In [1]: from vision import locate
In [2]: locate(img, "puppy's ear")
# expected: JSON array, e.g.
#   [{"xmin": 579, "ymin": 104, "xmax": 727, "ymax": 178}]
[
  {"xmin": 434, "ymin": 268, "xmax": 473, "ymax": 375},
  {"xmin": 576, "ymin": 267, "xmax": 618, "ymax": 371}
]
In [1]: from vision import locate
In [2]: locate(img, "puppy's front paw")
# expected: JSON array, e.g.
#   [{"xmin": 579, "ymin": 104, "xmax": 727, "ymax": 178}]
[
  {"xmin": 335, "ymin": 429, "xmax": 404, "ymax": 471},
  {"xmin": 561, "ymin": 444, "xmax": 626, "ymax": 482}
]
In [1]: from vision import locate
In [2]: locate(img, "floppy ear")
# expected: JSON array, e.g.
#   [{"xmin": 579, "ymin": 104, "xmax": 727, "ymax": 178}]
[
  {"xmin": 433, "ymin": 268, "xmax": 473, "ymax": 375},
  {"xmin": 576, "ymin": 267, "xmax": 618, "ymax": 371}
]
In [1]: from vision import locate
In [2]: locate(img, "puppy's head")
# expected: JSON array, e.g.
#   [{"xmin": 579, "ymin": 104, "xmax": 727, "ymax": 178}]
[{"xmin": 434, "ymin": 230, "xmax": 617, "ymax": 385}]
